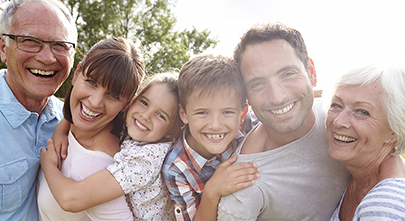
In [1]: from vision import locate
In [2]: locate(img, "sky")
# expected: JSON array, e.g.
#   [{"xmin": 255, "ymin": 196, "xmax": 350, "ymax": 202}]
[{"xmin": 172, "ymin": 0, "xmax": 405, "ymax": 94}]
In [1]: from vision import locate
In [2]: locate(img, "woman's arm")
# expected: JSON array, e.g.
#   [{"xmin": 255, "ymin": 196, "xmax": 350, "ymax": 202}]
[
  {"xmin": 40, "ymin": 139, "xmax": 125, "ymax": 212},
  {"xmin": 51, "ymin": 118, "xmax": 70, "ymax": 168}
]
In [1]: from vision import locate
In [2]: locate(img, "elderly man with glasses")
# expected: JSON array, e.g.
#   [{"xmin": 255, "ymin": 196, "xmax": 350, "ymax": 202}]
[{"xmin": 0, "ymin": 0, "xmax": 77, "ymax": 220}]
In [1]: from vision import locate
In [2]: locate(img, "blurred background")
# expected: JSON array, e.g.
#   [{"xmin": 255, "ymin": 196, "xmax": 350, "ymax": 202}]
[
  {"xmin": 174, "ymin": 0, "xmax": 405, "ymax": 94},
  {"xmin": 1, "ymin": 0, "xmax": 404, "ymax": 97}
]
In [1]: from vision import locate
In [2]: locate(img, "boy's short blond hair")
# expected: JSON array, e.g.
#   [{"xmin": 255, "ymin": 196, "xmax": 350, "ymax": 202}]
[{"xmin": 178, "ymin": 54, "xmax": 247, "ymax": 110}]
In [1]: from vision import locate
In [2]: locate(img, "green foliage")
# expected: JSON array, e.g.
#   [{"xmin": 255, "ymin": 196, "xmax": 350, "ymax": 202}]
[
  {"xmin": 0, "ymin": 61, "xmax": 6, "ymax": 70},
  {"xmin": 0, "ymin": 0, "xmax": 218, "ymax": 97},
  {"xmin": 59, "ymin": 0, "xmax": 217, "ymax": 97}
]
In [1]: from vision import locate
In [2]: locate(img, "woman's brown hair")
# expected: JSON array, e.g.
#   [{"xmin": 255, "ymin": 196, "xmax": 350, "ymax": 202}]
[{"xmin": 63, "ymin": 37, "xmax": 145, "ymax": 138}]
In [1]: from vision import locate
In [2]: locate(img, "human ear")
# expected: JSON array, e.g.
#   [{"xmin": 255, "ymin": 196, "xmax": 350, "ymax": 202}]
[
  {"xmin": 308, "ymin": 58, "xmax": 317, "ymax": 86},
  {"xmin": 179, "ymin": 104, "xmax": 189, "ymax": 125},
  {"xmin": 0, "ymin": 37, "xmax": 7, "ymax": 64},
  {"xmin": 385, "ymin": 132, "xmax": 397, "ymax": 144},
  {"xmin": 164, "ymin": 133, "xmax": 172, "ymax": 140}
]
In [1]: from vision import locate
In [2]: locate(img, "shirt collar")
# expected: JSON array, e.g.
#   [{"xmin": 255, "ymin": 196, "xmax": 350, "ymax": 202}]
[
  {"xmin": 0, "ymin": 70, "xmax": 62, "ymax": 128},
  {"xmin": 182, "ymin": 129, "xmax": 209, "ymax": 173},
  {"xmin": 182, "ymin": 129, "xmax": 244, "ymax": 173},
  {"xmin": 0, "ymin": 71, "xmax": 31, "ymax": 128}
]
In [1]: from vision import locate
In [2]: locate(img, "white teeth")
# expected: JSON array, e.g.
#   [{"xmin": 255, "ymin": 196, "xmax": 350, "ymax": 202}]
[
  {"xmin": 81, "ymin": 104, "xmax": 100, "ymax": 118},
  {"xmin": 334, "ymin": 134, "xmax": 356, "ymax": 142},
  {"xmin": 206, "ymin": 134, "xmax": 225, "ymax": 140},
  {"xmin": 271, "ymin": 103, "xmax": 294, "ymax": 115},
  {"xmin": 135, "ymin": 120, "xmax": 149, "ymax": 131},
  {"xmin": 30, "ymin": 69, "xmax": 55, "ymax": 76}
]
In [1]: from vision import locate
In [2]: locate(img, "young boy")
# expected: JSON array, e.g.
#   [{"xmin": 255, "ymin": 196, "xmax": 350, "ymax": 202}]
[{"xmin": 162, "ymin": 54, "xmax": 260, "ymax": 221}]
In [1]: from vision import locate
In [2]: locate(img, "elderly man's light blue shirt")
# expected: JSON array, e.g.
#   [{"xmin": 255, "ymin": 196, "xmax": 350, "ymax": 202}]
[{"xmin": 0, "ymin": 69, "xmax": 63, "ymax": 220}]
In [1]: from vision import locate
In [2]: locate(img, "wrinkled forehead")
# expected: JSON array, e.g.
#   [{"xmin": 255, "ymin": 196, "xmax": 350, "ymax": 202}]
[{"xmin": 13, "ymin": 1, "xmax": 74, "ymax": 42}]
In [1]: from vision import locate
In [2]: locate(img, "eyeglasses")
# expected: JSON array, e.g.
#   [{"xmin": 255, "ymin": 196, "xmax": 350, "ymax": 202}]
[{"xmin": 2, "ymin": 34, "xmax": 76, "ymax": 56}]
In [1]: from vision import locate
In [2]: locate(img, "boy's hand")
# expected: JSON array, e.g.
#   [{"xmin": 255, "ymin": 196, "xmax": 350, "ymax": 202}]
[
  {"xmin": 204, "ymin": 156, "xmax": 260, "ymax": 201},
  {"xmin": 40, "ymin": 139, "xmax": 60, "ymax": 171}
]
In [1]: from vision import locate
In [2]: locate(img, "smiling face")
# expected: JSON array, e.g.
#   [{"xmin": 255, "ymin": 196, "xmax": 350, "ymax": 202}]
[
  {"xmin": 326, "ymin": 82, "xmax": 395, "ymax": 165},
  {"xmin": 126, "ymin": 84, "xmax": 178, "ymax": 143},
  {"xmin": 0, "ymin": 2, "xmax": 74, "ymax": 109},
  {"xmin": 69, "ymin": 71, "xmax": 128, "ymax": 133},
  {"xmin": 180, "ymin": 88, "xmax": 242, "ymax": 159},
  {"xmin": 240, "ymin": 39, "xmax": 316, "ymax": 137}
]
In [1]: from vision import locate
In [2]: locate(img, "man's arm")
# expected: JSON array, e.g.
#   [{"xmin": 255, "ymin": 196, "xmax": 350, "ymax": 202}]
[{"xmin": 217, "ymin": 183, "xmax": 264, "ymax": 221}]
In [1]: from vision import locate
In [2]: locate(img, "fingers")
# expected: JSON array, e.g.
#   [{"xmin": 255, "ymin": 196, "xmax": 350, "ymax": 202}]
[
  {"xmin": 219, "ymin": 159, "xmax": 260, "ymax": 179},
  {"xmin": 225, "ymin": 169, "xmax": 260, "ymax": 193},
  {"xmin": 231, "ymin": 166, "xmax": 260, "ymax": 183},
  {"xmin": 228, "ymin": 161, "xmax": 257, "ymax": 170},
  {"xmin": 233, "ymin": 179, "xmax": 255, "ymax": 191},
  {"xmin": 61, "ymin": 144, "xmax": 68, "ymax": 159},
  {"xmin": 46, "ymin": 138, "xmax": 65, "ymax": 170},
  {"xmin": 44, "ymin": 139, "xmax": 57, "ymax": 157},
  {"xmin": 224, "ymin": 162, "xmax": 260, "ymax": 187},
  {"xmin": 236, "ymin": 168, "xmax": 261, "ymax": 182},
  {"xmin": 219, "ymin": 155, "xmax": 238, "ymax": 167},
  {"xmin": 225, "ymin": 162, "xmax": 261, "ymax": 186},
  {"xmin": 48, "ymin": 139, "xmax": 63, "ymax": 170},
  {"xmin": 55, "ymin": 140, "xmax": 61, "ymax": 160},
  {"xmin": 40, "ymin": 139, "xmax": 62, "ymax": 172},
  {"xmin": 40, "ymin": 139, "xmax": 53, "ymax": 155},
  {"xmin": 40, "ymin": 146, "xmax": 48, "ymax": 154},
  {"xmin": 47, "ymin": 138, "xmax": 55, "ymax": 149},
  {"xmin": 57, "ymin": 155, "xmax": 62, "ymax": 170}
]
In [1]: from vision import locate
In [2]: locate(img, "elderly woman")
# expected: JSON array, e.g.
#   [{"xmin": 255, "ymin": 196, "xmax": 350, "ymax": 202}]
[{"xmin": 327, "ymin": 65, "xmax": 405, "ymax": 220}]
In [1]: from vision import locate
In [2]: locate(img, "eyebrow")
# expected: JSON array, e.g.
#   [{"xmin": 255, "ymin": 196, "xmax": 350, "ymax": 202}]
[
  {"xmin": 18, "ymin": 33, "xmax": 70, "ymax": 42},
  {"xmin": 191, "ymin": 107, "xmax": 207, "ymax": 112},
  {"xmin": 223, "ymin": 107, "xmax": 240, "ymax": 111},
  {"xmin": 192, "ymin": 106, "xmax": 239, "ymax": 112},
  {"xmin": 277, "ymin": 65, "xmax": 299, "ymax": 74},
  {"xmin": 161, "ymin": 109, "xmax": 171, "ymax": 119},
  {"xmin": 333, "ymin": 95, "xmax": 375, "ymax": 108},
  {"xmin": 140, "ymin": 95, "xmax": 171, "ymax": 118}
]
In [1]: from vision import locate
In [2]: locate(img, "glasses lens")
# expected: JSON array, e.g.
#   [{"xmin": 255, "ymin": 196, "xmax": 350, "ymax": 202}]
[
  {"xmin": 51, "ymin": 42, "xmax": 75, "ymax": 56},
  {"xmin": 16, "ymin": 36, "xmax": 42, "ymax": 53},
  {"xmin": 14, "ymin": 36, "xmax": 74, "ymax": 56}
]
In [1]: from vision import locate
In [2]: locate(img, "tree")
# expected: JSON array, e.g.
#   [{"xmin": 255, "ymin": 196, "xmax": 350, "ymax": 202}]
[
  {"xmin": 132, "ymin": 0, "xmax": 217, "ymax": 74},
  {"xmin": 0, "ymin": 0, "xmax": 218, "ymax": 97}
]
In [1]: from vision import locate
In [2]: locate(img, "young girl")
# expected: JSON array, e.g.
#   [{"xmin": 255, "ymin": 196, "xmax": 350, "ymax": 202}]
[{"xmin": 40, "ymin": 72, "xmax": 183, "ymax": 220}]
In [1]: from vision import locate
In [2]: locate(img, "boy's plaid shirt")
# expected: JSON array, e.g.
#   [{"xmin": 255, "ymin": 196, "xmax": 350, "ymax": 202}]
[{"xmin": 162, "ymin": 129, "xmax": 244, "ymax": 221}]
